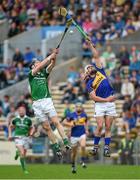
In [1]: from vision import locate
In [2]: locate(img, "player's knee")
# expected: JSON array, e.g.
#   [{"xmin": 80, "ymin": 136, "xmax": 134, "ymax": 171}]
[
  {"xmin": 43, "ymin": 122, "xmax": 51, "ymax": 131},
  {"xmin": 81, "ymin": 145, "xmax": 86, "ymax": 150},
  {"xmin": 97, "ymin": 124, "xmax": 103, "ymax": 132},
  {"xmin": 20, "ymin": 151, "xmax": 25, "ymax": 157},
  {"xmin": 105, "ymin": 125, "xmax": 111, "ymax": 132},
  {"xmin": 53, "ymin": 119, "xmax": 60, "ymax": 127}
]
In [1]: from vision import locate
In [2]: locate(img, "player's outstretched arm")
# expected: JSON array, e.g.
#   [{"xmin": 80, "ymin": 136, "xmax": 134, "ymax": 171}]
[
  {"xmin": 86, "ymin": 39, "xmax": 102, "ymax": 68},
  {"xmin": 46, "ymin": 56, "xmax": 56, "ymax": 73},
  {"xmin": 90, "ymin": 91, "xmax": 115, "ymax": 102},
  {"xmin": 29, "ymin": 125, "xmax": 36, "ymax": 137},
  {"xmin": 63, "ymin": 119, "xmax": 75, "ymax": 128},
  {"xmin": 8, "ymin": 124, "xmax": 14, "ymax": 141},
  {"xmin": 32, "ymin": 49, "xmax": 59, "ymax": 75}
]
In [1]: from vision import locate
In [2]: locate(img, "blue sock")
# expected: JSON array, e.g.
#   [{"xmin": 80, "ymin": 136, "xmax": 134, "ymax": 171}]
[
  {"xmin": 94, "ymin": 136, "xmax": 101, "ymax": 146},
  {"xmin": 104, "ymin": 137, "xmax": 111, "ymax": 147},
  {"xmin": 81, "ymin": 156, "xmax": 86, "ymax": 162}
]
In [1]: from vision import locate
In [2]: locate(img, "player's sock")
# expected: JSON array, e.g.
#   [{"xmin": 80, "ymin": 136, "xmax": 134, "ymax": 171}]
[
  {"xmin": 63, "ymin": 138, "xmax": 71, "ymax": 150},
  {"xmin": 15, "ymin": 149, "xmax": 20, "ymax": 160},
  {"xmin": 52, "ymin": 143, "xmax": 63, "ymax": 159},
  {"xmin": 71, "ymin": 162, "xmax": 76, "ymax": 173},
  {"xmin": 104, "ymin": 137, "xmax": 111, "ymax": 146},
  {"xmin": 81, "ymin": 157, "xmax": 87, "ymax": 168},
  {"xmin": 52, "ymin": 143, "xmax": 61, "ymax": 152},
  {"xmin": 20, "ymin": 157, "xmax": 26, "ymax": 171},
  {"xmin": 81, "ymin": 156, "xmax": 86, "ymax": 163},
  {"xmin": 104, "ymin": 137, "xmax": 111, "ymax": 157},
  {"xmin": 94, "ymin": 136, "xmax": 101, "ymax": 146},
  {"xmin": 89, "ymin": 136, "xmax": 100, "ymax": 156},
  {"xmin": 72, "ymin": 161, "xmax": 75, "ymax": 167},
  {"xmin": 93, "ymin": 136, "xmax": 101, "ymax": 151}
]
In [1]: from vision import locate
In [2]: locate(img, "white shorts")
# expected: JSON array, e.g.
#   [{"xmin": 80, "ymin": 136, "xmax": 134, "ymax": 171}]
[
  {"xmin": 70, "ymin": 134, "xmax": 86, "ymax": 147},
  {"xmin": 32, "ymin": 98, "xmax": 57, "ymax": 122},
  {"xmin": 94, "ymin": 102, "xmax": 117, "ymax": 117},
  {"xmin": 14, "ymin": 137, "xmax": 30, "ymax": 149}
]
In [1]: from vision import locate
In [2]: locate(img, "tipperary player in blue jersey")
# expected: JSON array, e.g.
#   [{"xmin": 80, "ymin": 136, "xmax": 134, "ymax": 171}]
[
  {"xmin": 84, "ymin": 39, "xmax": 116, "ymax": 157},
  {"xmin": 63, "ymin": 103, "xmax": 88, "ymax": 173}
]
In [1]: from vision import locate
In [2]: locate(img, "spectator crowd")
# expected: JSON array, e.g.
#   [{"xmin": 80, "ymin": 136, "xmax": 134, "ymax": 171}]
[
  {"xmin": 0, "ymin": 0, "xmax": 139, "ymax": 40},
  {"xmin": 0, "ymin": 47, "xmax": 44, "ymax": 89}
]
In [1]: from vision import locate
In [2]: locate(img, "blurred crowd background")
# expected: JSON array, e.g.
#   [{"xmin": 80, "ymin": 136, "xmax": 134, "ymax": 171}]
[{"xmin": 0, "ymin": 0, "xmax": 140, "ymax": 165}]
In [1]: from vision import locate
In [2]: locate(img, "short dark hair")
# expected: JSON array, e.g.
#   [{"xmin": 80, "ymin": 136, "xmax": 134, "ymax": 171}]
[{"xmin": 29, "ymin": 60, "xmax": 36, "ymax": 69}]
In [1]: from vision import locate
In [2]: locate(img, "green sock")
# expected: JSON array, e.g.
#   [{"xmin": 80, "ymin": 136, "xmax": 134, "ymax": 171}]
[
  {"xmin": 20, "ymin": 157, "xmax": 26, "ymax": 171},
  {"xmin": 63, "ymin": 138, "xmax": 69, "ymax": 145},
  {"xmin": 15, "ymin": 150, "xmax": 20, "ymax": 160},
  {"xmin": 51, "ymin": 143, "xmax": 60, "ymax": 152}
]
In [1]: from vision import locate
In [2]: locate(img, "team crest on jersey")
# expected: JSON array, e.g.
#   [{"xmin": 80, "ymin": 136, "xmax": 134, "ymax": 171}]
[
  {"xmin": 75, "ymin": 117, "xmax": 86, "ymax": 125},
  {"xmin": 92, "ymin": 71, "xmax": 106, "ymax": 91},
  {"xmin": 36, "ymin": 72, "xmax": 44, "ymax": 77}
]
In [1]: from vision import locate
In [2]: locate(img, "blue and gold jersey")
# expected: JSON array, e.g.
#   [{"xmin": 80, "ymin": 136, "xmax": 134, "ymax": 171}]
[
  {"xmin": 86, "ymin": 63, "xmax": 114, "ymax": 98},
  {"xmin": 67, "ymin": 111, "xmax": 88, "ymax": 137}
]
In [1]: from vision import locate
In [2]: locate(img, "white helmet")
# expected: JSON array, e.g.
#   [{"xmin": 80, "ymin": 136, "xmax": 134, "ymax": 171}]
[{"xmin": 84, "ymin": 64, "xmax": 93, "ymax": 73}]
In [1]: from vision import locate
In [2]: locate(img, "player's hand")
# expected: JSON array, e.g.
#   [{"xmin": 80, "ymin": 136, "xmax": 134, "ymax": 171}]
[
  {"xmin": 86, "ymin": 37, "xmax": 96, "ymax": 48},
  {"xmin": 106, "ymin": 95, "xmax": 116, "ymax": 102},
  {"xmin": 53, "ymin": 48, "xmax": 59, "ymax": 54},
  {"xmin": 71, "ymin": 122, "xmax": 75, "ymax": 127},
  {"xmin": 85, "ymin": 36, "xmax": 92, "ymax": 44},
  {"xmin": 86, "ymin": 130, "xmax": 89, "ymax": 136}
]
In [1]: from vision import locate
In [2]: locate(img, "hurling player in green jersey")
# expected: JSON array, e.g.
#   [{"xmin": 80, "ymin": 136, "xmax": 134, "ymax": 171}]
[
  {"xmin": 8, "ymin": 106, "xmax": 35, "ymax": 174},
  {"xmin": 28, "ymin": 48, "xmax": 71, "ymax": 159}
]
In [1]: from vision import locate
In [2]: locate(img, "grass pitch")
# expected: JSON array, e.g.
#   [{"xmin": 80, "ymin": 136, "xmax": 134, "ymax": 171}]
[{"xmin": 0, "ymin": 164, "xmax": 139, "ymax": 179}]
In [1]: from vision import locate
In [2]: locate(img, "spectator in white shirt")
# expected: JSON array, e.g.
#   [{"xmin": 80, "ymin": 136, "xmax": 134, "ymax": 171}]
[
  {"xmin": 121, "ymin": 78, "xmax": 135, "ymax": 99},
  {"xmin": 27, "ymin": 3, "xmax": 38, "ymax": 20},
  {"xmin": 91, "ymin": 5, "xmax": 102, "ymax": 23}
]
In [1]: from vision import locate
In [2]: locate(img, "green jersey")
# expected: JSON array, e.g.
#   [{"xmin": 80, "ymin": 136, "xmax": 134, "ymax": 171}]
[
  {"xmin": 12, "ymin": 116, "xmax": 32, "ymax": 137},
  {"xmin": 28, "ymin": 69, "xmax": 51, "ymax": 101}
]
